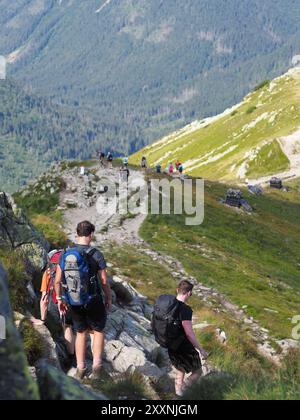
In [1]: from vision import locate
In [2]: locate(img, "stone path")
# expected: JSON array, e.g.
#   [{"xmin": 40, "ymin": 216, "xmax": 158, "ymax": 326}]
[{"xmin": 60, "ymin": 164, "xmax": 297, "ymax": 364}]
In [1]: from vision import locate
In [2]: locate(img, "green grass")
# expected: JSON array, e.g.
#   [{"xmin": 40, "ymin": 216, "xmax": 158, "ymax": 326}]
[
  {"xmin": 103, "ymin": 241, "xmax": 300, "ymax": 400},
  {"xmin": 184, "ymin": 349, "xmax": 300, "ymax": 400},
  {"xmin": 20, "ymin": 320, "xmax": 46, "ymax": 366},
  {"xmin": 139, "ymin": 180, "xmax": 300, "ymax": 339},
  {"xmin": 13, "ymin": 175, "xmax": 69, "ymax": 249},
  {"xmin": 0, "ymin": 248, "xmax": 30, "ymax": 312},
  {"xmin": 86, "ymin": 371, "xmax": 152, "ymax": 400},
  {"xmin": 246, "ymin": 139, "xmax": 290, "ymax": 178},
  {"xmin": 131, "ymin": 68, "xmax": 300, "ymax": 182}
]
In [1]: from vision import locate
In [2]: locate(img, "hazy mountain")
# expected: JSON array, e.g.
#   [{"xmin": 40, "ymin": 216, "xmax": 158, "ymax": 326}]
[{"xmin": 1, "ymin": 0, "xmax": 300, "ymax": 154}]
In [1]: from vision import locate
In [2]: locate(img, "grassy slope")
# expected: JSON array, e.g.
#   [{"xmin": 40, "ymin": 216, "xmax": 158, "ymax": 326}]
[
  {"xmin": 138, "ymin": 179, "xmax": 300, "ymax": 339},
  {"xmin": 130, "ymin": 68, "xmax": 300, "ymax": 181},
  {"xmin": 105, "ymin": 242, "xmax": 300, "ymax": 400}
]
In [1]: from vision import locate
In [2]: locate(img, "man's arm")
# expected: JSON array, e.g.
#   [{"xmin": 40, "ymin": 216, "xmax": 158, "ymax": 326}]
[
  {"xmin": 182, "ymin": 320, "xmax": 208, "ymax": 359},
  {"xmin": 99, "ymin": 269, "xmax": 112, "ymax": 311},
  {"xmin": 54, "ymin": 265, "xmax": 67, "ymax": 314}
]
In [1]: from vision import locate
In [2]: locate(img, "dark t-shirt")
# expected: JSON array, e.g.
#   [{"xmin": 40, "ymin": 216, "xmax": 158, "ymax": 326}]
[
  {"xmin": 177, "ymin": 300, "xmax": 193, "ymax": 322},
  {"xmin": 75, "ymin": 245, "xmax": 107, "ymax": 271},
  {"xmin": 59, "ymin": 245, "xmax": 107, "ymax": 271}
]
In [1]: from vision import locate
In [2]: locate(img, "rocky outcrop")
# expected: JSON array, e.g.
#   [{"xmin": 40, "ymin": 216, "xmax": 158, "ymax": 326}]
[
  {"xmin": 0, "ymin": 265, "xmax": 40, "ymax": 400},
  {"xmin": 36, "ymin": 360, "xmax": 107, "ymax": 401},
  {"xmin": 0, "ymin": 192, "xmax": 49, "ymax": 273}
]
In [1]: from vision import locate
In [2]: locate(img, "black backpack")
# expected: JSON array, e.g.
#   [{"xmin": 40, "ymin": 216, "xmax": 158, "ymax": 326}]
[{"xmin": 152, "ymin": 295, "xmax": 186, "ymax": 351}]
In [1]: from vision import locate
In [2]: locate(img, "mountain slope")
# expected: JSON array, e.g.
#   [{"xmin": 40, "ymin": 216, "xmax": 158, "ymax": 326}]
[
  {"xmin": 1, "ymin": 0, "xmax": 300, "ymax": 152},
  {"xmin": 131, "ymin": 67, "xmax": 300, "ymax": 183}
]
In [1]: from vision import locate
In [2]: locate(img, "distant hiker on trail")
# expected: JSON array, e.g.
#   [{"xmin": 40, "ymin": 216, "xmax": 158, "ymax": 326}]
[
  {"xmin": 141, "ymin": 157, "xmax": 147, "ymax": 170},
  {"xmin": 120, "ymin": 165, "xmax": 130, "ymax": 183},
  {"xmin": 54, "ymin": 221, "xmax": 112, "ymax": 381},
  {"xmin": 99, "ymin": 152, "xmax": 105, "ymax": 167},
  {"xmin": 152, "ymin": 280, "xmax": 208, "ymax": 397},
  {"xmin": 169, "ymin": 163, "xmax": 174, "ymax": 175},
  {"xmin": 107, "ymin": 152, "xmax": 114, "ymax": 169},
  {"xmin": 156, "ymin": 164, "xmax": 162, "ymax": 174},
  {"xmin": 123, "ymin": 156, "xmax": 129, "ymax": 167},
  {"xmin": 175, "ymin": 161, "xmax": 181, "ymax": 171},
  {"xmin": 178, "ymin": 163, "xmax": 184, "ymax": 175},
  {"xmin": 38, "ymin": 250, "xmax": 75, "ymax": 367}
]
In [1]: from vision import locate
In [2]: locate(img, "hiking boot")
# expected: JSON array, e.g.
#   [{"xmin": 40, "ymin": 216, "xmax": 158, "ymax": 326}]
[
  {"xmin": 74, "ymin": 368, "xmax": 87, "ymax": 381},
  {"xmin": 90, "ymin": 365, "xmax": 102, "ymax": 381}
]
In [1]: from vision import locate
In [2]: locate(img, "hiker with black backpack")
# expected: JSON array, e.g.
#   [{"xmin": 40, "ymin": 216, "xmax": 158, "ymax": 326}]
[
  {"xmin": 152, "ymin": 280, "xmax": 208, "ymax": 397},
  {"xmin": 54, "ymin": 221, "xmax": 112, "ymax": 381}
]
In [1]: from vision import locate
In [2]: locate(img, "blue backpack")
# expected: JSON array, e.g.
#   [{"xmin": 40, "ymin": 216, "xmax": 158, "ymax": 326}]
[{"xmin": 60, "ymin": 247, "xmax": 99, "ymax": 306}]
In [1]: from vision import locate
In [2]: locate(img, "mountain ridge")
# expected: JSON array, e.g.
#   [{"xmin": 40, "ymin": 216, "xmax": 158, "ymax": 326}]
[{"xmin": 131, "ymin": 67, "xmax": 300, "ymax": 184}]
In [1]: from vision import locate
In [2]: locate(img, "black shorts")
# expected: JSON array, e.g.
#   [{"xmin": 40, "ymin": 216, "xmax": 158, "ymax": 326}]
[
  {"xmin": 168, "ymin": 339, "xmax": 202, "ymax": 374},
  {"xmin": 64, "ymin": 309, "xmax": 73, "ymax": 327},
  {"xmin": 70, "ymin": 296, "xmax": 107, "ymax": 333}
]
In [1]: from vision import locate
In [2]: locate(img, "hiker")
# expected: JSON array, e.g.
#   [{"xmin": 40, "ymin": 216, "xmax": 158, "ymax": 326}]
[
  {"xmin": 178, "ymin": 163, "xmax": 184, "ymax": 175},
  {"xmin": 175, "ymin": 161, "xmax": 181, "ymax": 171},
  {"xmin": 152, "ymin": 280, "xmax": 208, "ymax": 397},
  {"xmin": 169, "ymin": 163, "xmax": 174, "ymax": 175},
  {"xmin": 99, "ymin": 152, "xmax": 105, "ymax": 167},
  {"xmin": 54, "ymin": 221, "xmax": 112, "ymax": 381},
  {"xmin": 120, "ymin": 165, "xmax": 130, "ymax": 183},
  {"xmin": 156, "ymin": 164, "xmax": 162, "ymax": 174},
  {"xmin": 141, "ymin": 157, "xmax": 147, "ymax": 170},
  {"xmin": 39, "ymin": 250, "xmax": 75, "ymax": 364},
  {"xmin": 123, "ymin": 156, "xmax": 129, "ymax": 168},
  {"xmin": 107, "ymin": 152, "xmax": 114, "ymax": 169}
]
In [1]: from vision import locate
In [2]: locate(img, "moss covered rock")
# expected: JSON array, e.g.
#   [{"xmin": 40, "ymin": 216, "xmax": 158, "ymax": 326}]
[
  {"xmin": 0, "ymin": 265, "xmax": 40, "ymax": 400},
  {"xmin": 36, "ymin": 361, "xmax": 107, "ymax": 401},
  {"xmin": 0, "ymin": 192, "xmax": 49, "ymax": 273}
]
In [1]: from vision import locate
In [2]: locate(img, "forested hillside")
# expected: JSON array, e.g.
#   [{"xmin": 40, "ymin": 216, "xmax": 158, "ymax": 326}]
[
  {"xmin": 1, "ymin": 0, "xmax": 300, "ymax": 153},
  {"xmin": 0, "ymin": 79, "xmax": 112, "ymax": 192}
]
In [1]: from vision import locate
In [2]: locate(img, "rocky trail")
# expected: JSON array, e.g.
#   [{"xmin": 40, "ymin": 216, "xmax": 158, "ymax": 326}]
[
  {"xmin": 1, "ymin": 162, "xmax": 299, "ymax": 400},
  {"xmin": 60, "ymin": 164, "xmax": 298, "ymax": 366}
]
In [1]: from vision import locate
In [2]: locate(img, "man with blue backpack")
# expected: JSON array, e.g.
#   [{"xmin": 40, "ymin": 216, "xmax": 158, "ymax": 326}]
[{"xmin": 54, "ymin": 221, "xmax": 112, "ymax": 381}]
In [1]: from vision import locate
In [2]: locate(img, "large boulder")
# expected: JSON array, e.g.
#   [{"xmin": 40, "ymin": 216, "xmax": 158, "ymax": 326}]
[
  {"xmin": 105, "ymin": 340, "xmax": 147, "ymax": 373},
  {"xmin": 0, "ymin": 265, "xmax": 40, "ymax": 400},
  {"xmin": 0, "ymin": 192, "xmax": 49, "ymax": 273},
  {"xmin": 36, "ymin": 360, "xmax": 107, "ymax": 400}
]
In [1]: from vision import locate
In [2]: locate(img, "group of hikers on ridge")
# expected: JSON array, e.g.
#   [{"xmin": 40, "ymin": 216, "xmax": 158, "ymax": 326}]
[
  {"xmin": 97, "ymin": 151, "xmax": 114, "ymax": 169},
  {"xmin": 36, "ymin": 219, "xmax": 207, "ymax": 397},
  {"xmin": 142, "ymin": 156, "xmax": 185, "ymax": 176},
  {"xmin": 96, "ymin": 151, "xmax": 185, "ymax": 178}
]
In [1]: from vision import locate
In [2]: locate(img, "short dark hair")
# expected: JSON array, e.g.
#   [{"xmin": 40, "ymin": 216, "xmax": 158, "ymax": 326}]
[
  {"xmin": 177, "ymin": 280, "xmax": 194, "ymax": 295},
  {"xmin": 76, "ymin": 221, "xmax": 95, "ymax": 237}
]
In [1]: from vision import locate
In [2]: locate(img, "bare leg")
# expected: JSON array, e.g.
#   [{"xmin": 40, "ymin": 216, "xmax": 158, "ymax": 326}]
[
  {"xmin": 185, "ymin": 368, "xmax": 203, "ymax": 389},
  {"xmin": 175, "ymin": 370, "xmax": 186, "ymax": 397},
  {"xmin": 90, "ymin": 332, "xmax": 95, "ymax": 357},
  {"xmin": 75, "ymin": 331, "xmax": 87, "ymax": 370},
  {"xmin": 40, "ymin": 293, "xmax": 48, "ymax": 322},
  {"xmin": 64, "ymin": 326, "xmax": 75, "ymax": 355},
  {"xmin": 92, "ymin": 331, "xmax": 105, "ymax": 369}
]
